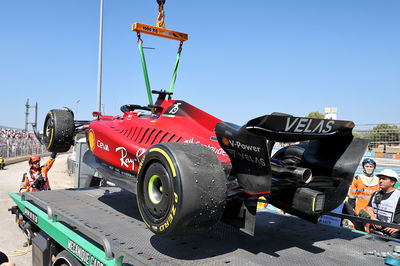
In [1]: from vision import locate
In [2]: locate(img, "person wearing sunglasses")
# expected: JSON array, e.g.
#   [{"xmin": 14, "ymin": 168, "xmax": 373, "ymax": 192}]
[
  {"xmin": 366, "ymin": 169, "xmax": 400, "ymax": 238},
  {"xmin": 19, "ymin": 152, "xmax": 57, "ymax": 192}
]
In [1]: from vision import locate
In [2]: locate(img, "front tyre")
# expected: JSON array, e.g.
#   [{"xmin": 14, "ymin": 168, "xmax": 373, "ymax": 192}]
[
  {"xmin": 137, "ymin": 142, "xmax": 227, "ymax": 236},
  {"xmin": 43, "ymin": 109, "xmax": 75, "ymax": 152}
]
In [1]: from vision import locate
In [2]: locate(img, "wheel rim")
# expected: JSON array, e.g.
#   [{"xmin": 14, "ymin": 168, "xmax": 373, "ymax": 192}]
[
  {"xmin": 44, "ymin": 116, "xmax": 54, "ymax": 147},
  {"xmin": 148, "ymin": 174, "xmax": 163, "ymax": 204},
  {"xmin": 142, "ymin": 162, "xmax": 172, "ymax": 220}
]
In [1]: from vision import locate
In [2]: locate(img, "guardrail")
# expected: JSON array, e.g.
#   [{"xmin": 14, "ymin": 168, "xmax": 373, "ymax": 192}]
[{"xmin": 4, "ymin": 153, "xmax": 51, "ymax": 166}]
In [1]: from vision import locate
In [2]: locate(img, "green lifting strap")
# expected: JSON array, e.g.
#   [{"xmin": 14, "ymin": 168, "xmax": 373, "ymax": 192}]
[
  {"xmin": 168, "ymin": 42, "xmax": 183, "ymax": 99},
  {"xmin": 138, "ymin": 42, "xmax": 153, "ymax": 105},
  {"xmin": 137, "ymin": 39, "xmax": 184, "ymax": 106}
]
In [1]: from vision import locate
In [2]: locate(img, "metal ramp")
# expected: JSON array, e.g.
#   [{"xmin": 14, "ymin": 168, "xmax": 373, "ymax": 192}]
[{"xmin": 23, "ymin": 187, "xmax": 399, "ymax": 265}]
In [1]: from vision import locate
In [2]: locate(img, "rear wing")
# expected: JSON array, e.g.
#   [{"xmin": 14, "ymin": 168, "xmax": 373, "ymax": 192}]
[
  {"xmin": 246, "ymin": 114, "xmax": 354, "ymax": 142},
  {"xmin": 216, "ymin": 113, "xmax": 368, "ymax": 221}
]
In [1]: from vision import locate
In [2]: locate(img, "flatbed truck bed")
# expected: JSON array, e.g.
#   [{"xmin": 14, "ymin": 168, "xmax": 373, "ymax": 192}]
[{"xmin": 9, "ymin": 187, "xmax": 400, "ymax": 265}]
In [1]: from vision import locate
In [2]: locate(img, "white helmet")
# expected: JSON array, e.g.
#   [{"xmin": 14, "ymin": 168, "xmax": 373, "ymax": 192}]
[{"xmin": 376, "ymin": 169, "xmax": 399, "ymax": 182}]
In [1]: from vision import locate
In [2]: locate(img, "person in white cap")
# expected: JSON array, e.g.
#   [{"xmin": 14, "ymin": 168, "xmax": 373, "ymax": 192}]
[{"xmin": 366, "ymin": 169, "xmax": 400, "ymax": 238}]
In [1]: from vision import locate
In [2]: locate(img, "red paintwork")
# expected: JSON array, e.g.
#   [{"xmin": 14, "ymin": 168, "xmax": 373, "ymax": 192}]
[{"xmin": 88, "ymin": 99, "xmax": 230, "ymax": 173}]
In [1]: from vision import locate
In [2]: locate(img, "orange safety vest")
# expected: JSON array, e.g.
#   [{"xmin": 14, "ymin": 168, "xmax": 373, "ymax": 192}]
[
  {"xmin": 348, "ymin": 173, "xmax": 380, "ymax": 215},
  {"xmin": 19, "ymin": 158, "xmax": 55, "ymax": 192}
]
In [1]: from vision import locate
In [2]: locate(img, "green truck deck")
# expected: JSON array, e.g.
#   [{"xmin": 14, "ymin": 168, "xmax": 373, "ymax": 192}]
[{"xmin": 9, "ymin": 187, "xmax": 400, "ymax": 265}]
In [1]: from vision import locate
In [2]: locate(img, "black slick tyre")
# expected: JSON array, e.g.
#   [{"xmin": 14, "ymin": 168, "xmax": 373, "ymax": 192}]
[
  {"xmin": 137, "ymin": 142, "xmax": 227, "ymax": 236},
  {"xmin": 43, "ymin": 109, "xmax": 75, "ymax": 152},
  {"xmin": 52, "ymin": 250, "xmax": 81, "ymax": 266}
]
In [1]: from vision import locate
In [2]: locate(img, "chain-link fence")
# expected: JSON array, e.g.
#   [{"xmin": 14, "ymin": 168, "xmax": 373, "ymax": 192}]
[{"xmin": 354, "ymin": 125, "xmax": 400, "ymax": 154}]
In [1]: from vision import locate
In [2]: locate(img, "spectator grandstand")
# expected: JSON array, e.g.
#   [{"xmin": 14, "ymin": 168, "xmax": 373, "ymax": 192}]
[{"xmin": 0, "ymin": 127, "xmax": 46, "ymax": 158}]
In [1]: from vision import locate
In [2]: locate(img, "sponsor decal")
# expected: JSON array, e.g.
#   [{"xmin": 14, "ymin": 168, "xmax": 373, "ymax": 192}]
[
  {"xmin": 115, "ymin": 147, "xmax": 146, "ymax": 170},
  {"xmin": 159, "ymin": 205, "xmax": 176, "ymax": 232},
  {"xmin": 96, "ymin": 140, "xmax": 109, "ymax": 152},
  {"xmin": 227, "ymin": 149, "xmax": 266, "ymax": 167},
  {"xmin": 210, "ymin": 136, "xmax": 218, "ymax": 142},
  {"xmin": 285, "ymin": 117, "xmax": 335, "ymax": 133},
  {"xmin": 68, "ymin": 239, "xmax": 104, "ymax": 266},
  {"xmin": 137, "ymin": 155, "xmax": 146, "ymax": 174},
  {"xmin": 88, "ymin": 130, "xmax": 95, "ymax": 151},
  {"xmin": 158, "ymin": 194, "xmax": 179, "ymax": 232},
  {"xmin": 222, "ymin": 137, "xmax": 230, "ymax": 146},
  {"xmin": 237, "ymin": 152, "xmax": 266, "ymax": 166},
  {"xmin": 169, "ymin": 102, "xmax": 182, "ymax": 114},
  {"xmin": 223, "ymin": 138, "xmax": 261, "ymax": 153},
  {"xmin": 226, "ymin": 148, "xmax": 236, "ymax": 157},
  {"xmin": 184, "ymin": 137, "xmax": 227, "ymax": 156},
  {"xmin": 24, "ymin": 208, "xmax": 38, "ymax": 224}
]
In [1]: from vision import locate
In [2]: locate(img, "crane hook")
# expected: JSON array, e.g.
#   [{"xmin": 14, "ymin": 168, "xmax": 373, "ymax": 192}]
[{"xmin": 157, "ymin": 0, "xmax": 165, "ymax": 8}]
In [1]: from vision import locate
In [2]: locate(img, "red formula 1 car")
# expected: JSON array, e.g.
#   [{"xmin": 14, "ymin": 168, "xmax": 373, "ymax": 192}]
[{"xmin": 41, "ymin": 90, "xmax": 368, "ymax": 237}]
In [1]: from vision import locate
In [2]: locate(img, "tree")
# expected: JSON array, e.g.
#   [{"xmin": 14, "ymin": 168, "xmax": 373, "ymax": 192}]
[
  {"xmin": 368, "ymin": 124, "xmax": 400, "ymax": 150},
  {"xmin": 352, "ymin": 131, "xmax": 365, "ymax": 139},
  {"xmin": 307, "ymin": 111, "xmax": 324, "ymax": 119}
]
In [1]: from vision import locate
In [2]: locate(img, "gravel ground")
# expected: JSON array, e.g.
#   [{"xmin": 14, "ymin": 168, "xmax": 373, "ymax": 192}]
[{"xmin": 0, "ymin": 153, "xmax": 72, "ymax": 265}]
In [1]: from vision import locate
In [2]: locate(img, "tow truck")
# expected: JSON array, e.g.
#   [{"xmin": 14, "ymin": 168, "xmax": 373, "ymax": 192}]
[
  {"xmin": 8, "ymin": 184, "xmax": 400, "ymax": 266},
  {"xmin": 9, "ymin": 1, "xmax": 400, "ymax": 265}
]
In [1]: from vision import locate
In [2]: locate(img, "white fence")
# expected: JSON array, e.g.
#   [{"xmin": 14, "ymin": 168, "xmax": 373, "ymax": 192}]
[{"xmin": 0, "ymin": 137, "xmax": 46, "ymax": 158}]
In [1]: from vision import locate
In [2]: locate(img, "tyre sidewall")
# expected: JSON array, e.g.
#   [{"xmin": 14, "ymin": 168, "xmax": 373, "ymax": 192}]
[
  {"xmin": 137, "ymin": 143, "xmax": 227, "ymax": 236},
  {"xmin": 137, "ymin": 146, "xmax": 183, "ymax": 235},
  {"xmin": 43, "ymin": 109, "xmax": 74, "ymax": 152}
]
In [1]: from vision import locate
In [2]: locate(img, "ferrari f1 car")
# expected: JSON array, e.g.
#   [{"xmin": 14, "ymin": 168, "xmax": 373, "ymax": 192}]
[{"xmin": 41, "ymin": 90, "xmax": 368, "ymax": 237}]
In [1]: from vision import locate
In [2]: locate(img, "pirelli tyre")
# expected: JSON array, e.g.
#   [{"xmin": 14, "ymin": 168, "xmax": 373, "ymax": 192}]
[
  {"xmin": 52, "ymin": 250, "xmax": 81, "ymax": 266},
  {"xmin": 43, "ymin": 109, "xmax": 75, "ymax": 153},
  {"xmin": 137, "ymin": 142, "xmax": 227, "ymax": 236}
]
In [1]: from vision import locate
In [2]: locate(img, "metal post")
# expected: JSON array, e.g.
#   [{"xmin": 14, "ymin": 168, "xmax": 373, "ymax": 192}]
[
  {"xmin": 75, "ymin": 100, "xmax": 80, "ymax": 118},
  {"xmin": 96, "ymin": 0, "xmax": 104, "ymax": 113},
  {"xmin": 34, "ymin": 102, "xmax": 38, "ymax": 129},
  {"xmin": 25, "ymin": 99, "xmax": 29, "ymax": 132},
  {"xmin": 6, "ymin": 139, "xmax": 9, "ymax": 158}
]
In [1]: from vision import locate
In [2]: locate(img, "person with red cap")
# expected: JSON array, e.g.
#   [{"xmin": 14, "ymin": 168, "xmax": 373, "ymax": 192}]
[{"xmin": 19, "ymin": 152, "xmax": 57, "ymax": 192}]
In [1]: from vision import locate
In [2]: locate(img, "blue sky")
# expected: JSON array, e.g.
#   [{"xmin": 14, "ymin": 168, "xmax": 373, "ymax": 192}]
[{"xmin": 1, "ymin": 0, "xmax": 399, "ymax": 130}]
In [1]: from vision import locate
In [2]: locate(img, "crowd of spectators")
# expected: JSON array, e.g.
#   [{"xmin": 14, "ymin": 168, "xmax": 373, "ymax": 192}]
[
  {"xmin": 0, "ymin": 128, "xmax": 36, "ymax": 140},
  {"xmin": 0, "ymin": 127, "xmax": 45, "ymax": 158}
]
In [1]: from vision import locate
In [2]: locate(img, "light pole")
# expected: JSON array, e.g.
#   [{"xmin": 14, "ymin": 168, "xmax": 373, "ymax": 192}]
[
  {"xmin": 75, "ymin": 100, "xmax": 80, "ymax": 118},
  {"xmin": 97, "ymin": 0, "xmax": 104, "ymax": 113}
]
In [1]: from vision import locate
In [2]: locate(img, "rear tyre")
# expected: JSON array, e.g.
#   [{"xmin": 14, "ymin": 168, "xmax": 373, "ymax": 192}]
[
  {"xmin": 52, "ymin": 250, "xmax": 81, "ymax": 266},
  {"xmin": 43, "ymin": 109, "xmax": 75, "ymax": 152},
  {"xmin": 137, "ymin": 142, "xmax": 227, "ymax": 236}
]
